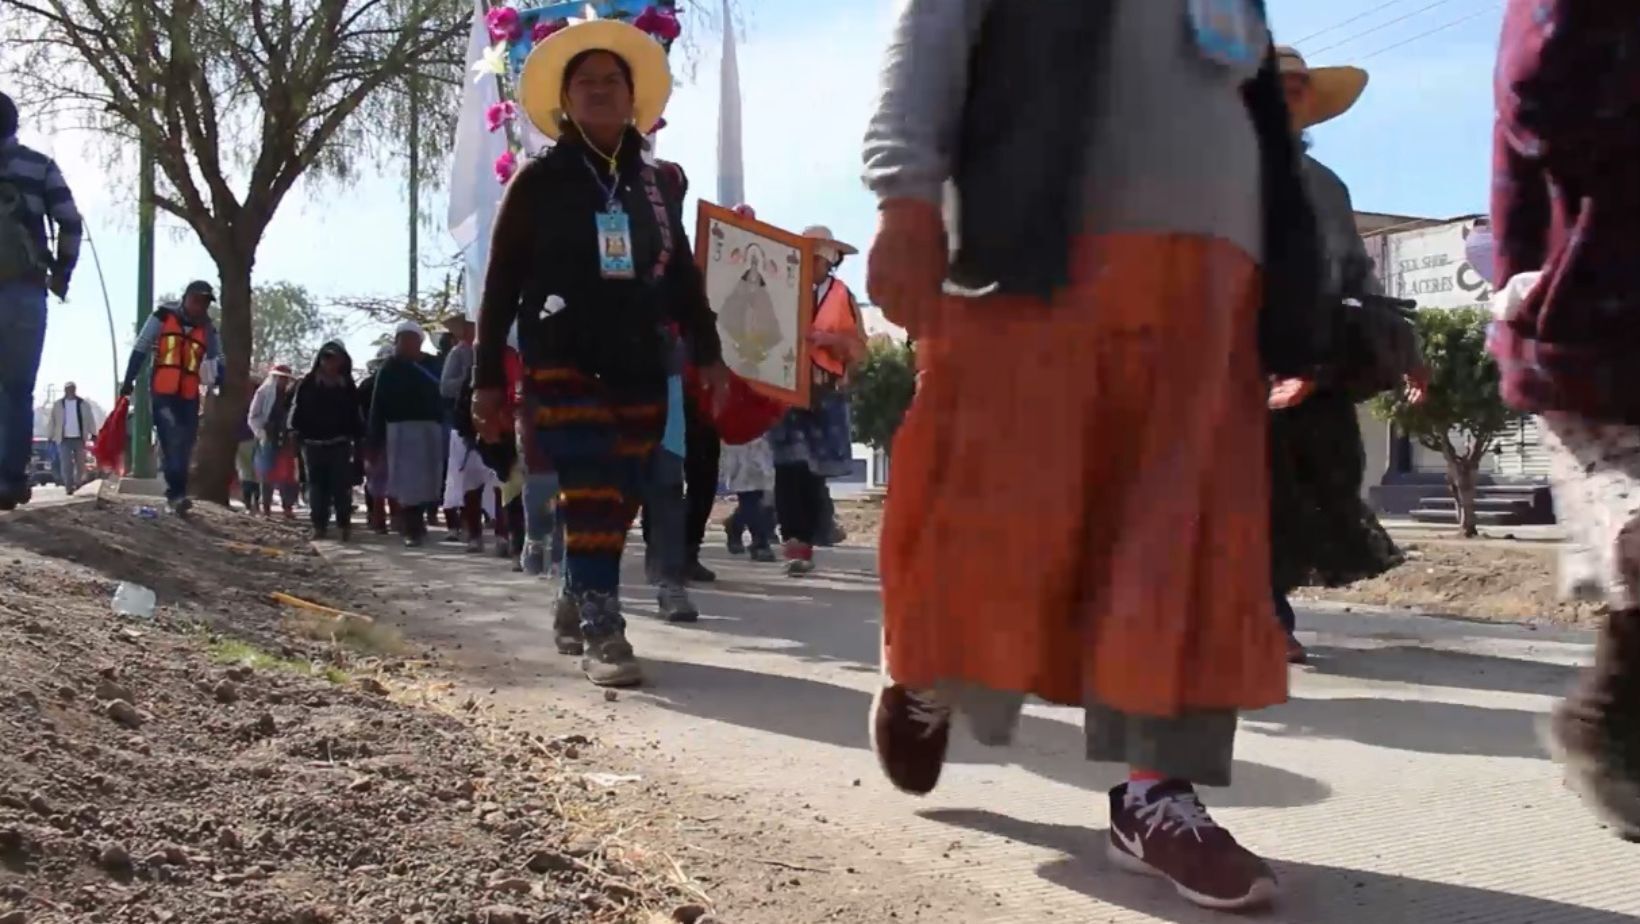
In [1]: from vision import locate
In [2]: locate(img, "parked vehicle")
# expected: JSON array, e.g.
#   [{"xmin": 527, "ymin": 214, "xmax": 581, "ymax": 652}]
[{"xmin": 29, "ymin": 438, "xmax": 58, "ymax": 487}]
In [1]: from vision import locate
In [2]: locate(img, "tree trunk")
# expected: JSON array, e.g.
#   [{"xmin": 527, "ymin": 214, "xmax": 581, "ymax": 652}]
[
  {"xmin": 189, "ymin": 260, "xmax": 255, "ymax": 504},
  {"xmin": 1443, "ymin": 450, "xmax": 1481, "ymax": 539}
]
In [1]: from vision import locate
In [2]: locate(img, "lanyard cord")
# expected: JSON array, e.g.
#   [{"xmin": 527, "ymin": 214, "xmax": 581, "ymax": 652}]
[{"xmin": 582, "ymin": 155, "xmax": 623, "ymax": 209}]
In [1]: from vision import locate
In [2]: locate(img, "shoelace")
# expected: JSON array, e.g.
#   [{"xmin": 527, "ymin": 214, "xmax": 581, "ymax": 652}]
[
  {"xmin": 1133, "ymin": 791, "xmax": 1220, "ymax": 843},
  {"xmin": 905, "ymin": 691, "xmax": 950, "ymax": 739}
]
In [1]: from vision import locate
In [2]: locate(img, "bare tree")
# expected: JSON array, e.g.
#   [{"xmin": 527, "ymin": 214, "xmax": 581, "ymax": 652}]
[{"xmin": 3, "ymin": 0, "xmax": 469, "ymax": 502}]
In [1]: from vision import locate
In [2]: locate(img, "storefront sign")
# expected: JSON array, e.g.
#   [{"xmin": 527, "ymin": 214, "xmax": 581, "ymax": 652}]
[{"xmin": 1385, "ymin": 219, "xmax": 1493, "ymax": 312}]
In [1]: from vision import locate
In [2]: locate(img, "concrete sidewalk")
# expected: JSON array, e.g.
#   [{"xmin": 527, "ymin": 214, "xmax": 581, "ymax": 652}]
[{"xmin": 333, "ymin": 538, "xmax": 1639, "ymax": 923}]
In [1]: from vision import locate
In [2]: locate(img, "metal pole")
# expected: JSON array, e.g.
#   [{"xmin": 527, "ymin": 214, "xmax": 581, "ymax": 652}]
[{"xmin": 130, "ymin": 5, "xmax": 156, "ymax": 478}]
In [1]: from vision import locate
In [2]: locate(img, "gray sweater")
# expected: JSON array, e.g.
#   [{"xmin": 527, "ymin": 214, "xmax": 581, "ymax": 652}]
[{"xmin": 863, "ymin": 0, "xmax": 1267, "ymax": 262}]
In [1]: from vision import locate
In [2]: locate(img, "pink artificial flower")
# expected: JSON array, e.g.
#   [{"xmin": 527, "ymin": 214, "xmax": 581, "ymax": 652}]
[
  {"xmin": 494, "ymin": 150, "xmax": 518, "ymax": 185},
  {"xmin": 484, "ymin": 100, "xmax": 517, "ymax": 133},
  {"xmin": 532, "ymin": 18, "xmax": 567, "ymax": 44},
  {"xmin": 485, "ymin": 5, "xmax": 522, "ymax": 43},
  {"xmin": 633, "ymin": 5, "xmax": 682, "ymax": 42},
  {"xmin": 732, "ymin": 204, "xmax": 757, "ymax": 220}
]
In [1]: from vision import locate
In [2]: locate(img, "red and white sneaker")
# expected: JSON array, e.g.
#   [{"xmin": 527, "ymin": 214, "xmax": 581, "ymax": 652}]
[{"xmin": 1107, "ymin": 781, "xmax": 1278, "ymax": 911}]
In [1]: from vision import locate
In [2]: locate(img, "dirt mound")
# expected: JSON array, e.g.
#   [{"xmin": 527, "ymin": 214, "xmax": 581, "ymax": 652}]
[
  {"xmin": 1294, "ymin": 539, "xmax": 1605, "ymax": 627},
  {"xmin": 0, "ymin": 501, "xmax": 712, "ymax": 924}
]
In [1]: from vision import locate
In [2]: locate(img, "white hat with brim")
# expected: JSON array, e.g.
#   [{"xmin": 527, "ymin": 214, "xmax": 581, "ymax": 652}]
[
  {"xmin": 801, "ymin": 225, "xmax": 858, "ymax": 260},
  {"xmin": 518, "ymin": 19, "xmax": 673, "ymax": 141},
  {"xmin": 393, "ymin": 320, "xmax": 425, "ymax": 341},
  {"xmin": 1276, "ymin": 46, "xmax": 1368, "ymax": 128}
]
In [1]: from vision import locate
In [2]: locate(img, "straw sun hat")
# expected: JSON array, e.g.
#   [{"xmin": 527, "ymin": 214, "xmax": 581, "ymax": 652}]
[
  {"xmin": 801, "ymin": 225, "xmax": 858, "ymax": 265},
  {"xmin": 518, "ymin": 17, "xmax": 673, "ymax": 140},
  {"xmin": 1275, "ymin": 45, "xmax": 1368, "ymax": 128}
]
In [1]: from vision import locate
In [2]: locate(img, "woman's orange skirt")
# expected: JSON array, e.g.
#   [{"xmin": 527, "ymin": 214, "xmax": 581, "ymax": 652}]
[{"xmin": 880, "ymin": 233, "xmax": 1287, "ymax": 717}]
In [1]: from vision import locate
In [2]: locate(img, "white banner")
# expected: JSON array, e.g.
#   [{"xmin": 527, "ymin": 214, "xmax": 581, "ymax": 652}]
[{"xmin": 1385, "ymin": 219, "xmax": 1493, "ymax": 312}]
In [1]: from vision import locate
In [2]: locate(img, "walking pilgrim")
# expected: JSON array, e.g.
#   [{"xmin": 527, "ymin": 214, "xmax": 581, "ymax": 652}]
[
  {"xmin": 472, "ymin": 13, "xmax": 729, "ymax": 689},
  {"xmin": 863, "ymin": 0, "xmax": 1326, "ymax": 910},
  {"xmin": 1489, "ymin": 0, "xmax": 1640, "ymax": 839}
]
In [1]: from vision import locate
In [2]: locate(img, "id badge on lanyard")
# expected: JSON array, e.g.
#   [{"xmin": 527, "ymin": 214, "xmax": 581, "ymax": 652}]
[
  {"xmin": 597, "ymin": 207, "xmax": 636, "ymax": 280},
  {"xmin": 587, "ymin": 157, "xmax": 637, "ymax": 280},
  {"xmin": 1188, "ymin": 0, "xmax": 1265, "ymax": 69}
]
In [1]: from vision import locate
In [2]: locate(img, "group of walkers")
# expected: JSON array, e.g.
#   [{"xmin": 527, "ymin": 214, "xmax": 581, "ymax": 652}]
[{"xmin": 4, "ymin": 0, "xmax": 1638, "ymax": 915}]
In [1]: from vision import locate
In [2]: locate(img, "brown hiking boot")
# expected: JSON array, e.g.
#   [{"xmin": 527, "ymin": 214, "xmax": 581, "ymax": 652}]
[
  {"xmin": 870, "ymin": 684, "xmax": 951, "ymax": 795},
  {"xmin": 553, "ymin": 594, "xmax": 584, "ymax": 656},
  {"xmin": 1107, "ymin": 781, "xmax": 1278, "ymax": 911},
  {"xmin": 1545, "ymin": 610, "xmax": 1640, "ymax": 840},
  {"xmin": 582, "ymin": 633, "xmax": 643, "ymax": 688}
]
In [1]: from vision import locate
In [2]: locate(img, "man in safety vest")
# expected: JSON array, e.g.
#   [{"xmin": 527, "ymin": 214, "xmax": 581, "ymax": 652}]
[{"xmin": 119, "ymin": 279, "xmax": 223, "ymax": 513}]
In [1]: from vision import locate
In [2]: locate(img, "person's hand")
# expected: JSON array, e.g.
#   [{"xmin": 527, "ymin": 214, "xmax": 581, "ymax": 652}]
[
  {"xmin": 1268, "ymin": 377, "xmax": 1317, "ymax": 410},
  {"xmin": 119, "ymin": 381, "xmax": 134, "ymax": 399},
  {"xmin": 867, "ymin": 198, "xmax": 946, "ymax": 337},
  {"xmin": 699, "ymin": 362, "xmax": 732, "ymax": 417},
  {"xmin": 1404, "ymin": 364, "xmax": 1430, "ymax": 406},
  {"xmin": 471, "ymin": 387, "xmax": 505, "ymax": 442},
  {"xmin": 48, "ymin": 271, "xmax": 68, "ymax": 300}
]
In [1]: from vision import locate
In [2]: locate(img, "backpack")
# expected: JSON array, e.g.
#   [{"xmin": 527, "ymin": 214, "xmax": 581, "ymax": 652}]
[{"xmin": 0, "ymin": 149, "xmax": 45, "ymax": 283}]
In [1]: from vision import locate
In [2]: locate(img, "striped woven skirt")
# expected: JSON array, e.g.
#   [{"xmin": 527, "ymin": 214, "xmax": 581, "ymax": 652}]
[{"xmin": 522, "ymin": 366, "xmax": 665, "ymax": 597}]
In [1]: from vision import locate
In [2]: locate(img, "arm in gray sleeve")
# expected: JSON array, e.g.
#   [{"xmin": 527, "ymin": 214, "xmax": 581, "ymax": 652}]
[
  {"xmin": 440, "ymin": 344, "xmax": 473, "ymax": 400},
  {"xmin": 120, "ymin": 314, "xmax": 162, "ymax": 392},
  {"xmin": 861, "ymin": 0, "xmax": 994, "ymax": 206},
  {"xmin": 43, "ymin": 158, "xmax": 83, "ymax": 279}
]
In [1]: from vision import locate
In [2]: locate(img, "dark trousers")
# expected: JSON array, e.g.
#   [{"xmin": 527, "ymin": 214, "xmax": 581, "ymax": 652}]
[
  {"xmin": 302, "ymin": 442, "xmax": 354, "ymax": 530},
  {"xmin": 732, "ymin": 490, "xmax": 776, "ymax": 550},
  {"xmin": 152, "ymin": 394, "xmax": 201, "ymax": 502},
  {"xmin": 641, "ymin": 450, "xmax": 687, "ymax": 584},
  {"xmin": 1274, "ymin": 591, "xmax": 1297, "ymax": 635},
  {"xmin": 775, "ymin": 463, "xmax": 826, "ymax": 546},
  {"xmin": 683, "ymin": 399, "xmax": 720, "ymax": 559}
]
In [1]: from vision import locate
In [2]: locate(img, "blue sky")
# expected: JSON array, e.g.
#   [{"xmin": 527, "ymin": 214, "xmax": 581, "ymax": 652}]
[{"xmin": 16, "ymin": 0, "xmax": 1507, "ymax": 409}]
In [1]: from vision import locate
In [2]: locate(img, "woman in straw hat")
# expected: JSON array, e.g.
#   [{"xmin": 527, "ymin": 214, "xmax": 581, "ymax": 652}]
[
  {"xmin": 471, "ymin": 15, "xmax": 729, "ymax": 689},
  {"xmin": 1266, "ymin": 45, "xmax": 1418, "ymax": 665},
  {"xmin": 862, "ymin": 0, "xmax": 1326, "ymax": 910},
  {"xmin": 765, "ymin": 224, "xmax": 866, "ymax": 577}
]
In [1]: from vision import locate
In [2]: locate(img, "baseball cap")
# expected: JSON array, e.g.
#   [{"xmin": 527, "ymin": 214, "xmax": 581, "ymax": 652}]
[{"xmin": 183, "ymin": 280, "xmax": 216, "ymax": 302}]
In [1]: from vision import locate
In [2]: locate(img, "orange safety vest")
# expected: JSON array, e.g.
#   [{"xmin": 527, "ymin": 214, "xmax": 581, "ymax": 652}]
[
  {"xmin": 810, "ymin": 276, "xmax": 863, "ymax": 377},
  {"xmin": 151, "ymin": 311, "xmax": 211, "ymax": 400}
]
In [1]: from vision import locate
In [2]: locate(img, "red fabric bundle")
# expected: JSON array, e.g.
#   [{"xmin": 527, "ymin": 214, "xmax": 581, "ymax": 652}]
[
  {"xmin": 91, "ymin": 397, "xmax": 130, "ymax": 476},
  {"xmin": 683, "ymin": 365, "xmax": 787, "ymax": 445}
]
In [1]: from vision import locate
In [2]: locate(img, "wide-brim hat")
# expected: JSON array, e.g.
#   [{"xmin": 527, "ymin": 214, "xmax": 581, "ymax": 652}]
[
  {"xmin": 518, "ymin": 18, "xmax": 673, "ymax": 140},
  {"xmin": 801, "ymin": 225, "xmax": 858, "ymax": 261},
  {"xmin": 1276, "ymin": 46, "xmax": 1367, "ymax": 128}
]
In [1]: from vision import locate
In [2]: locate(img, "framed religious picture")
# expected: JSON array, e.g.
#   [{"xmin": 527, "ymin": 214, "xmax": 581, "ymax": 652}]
[{"xmin": 695, "ymin": 202, "xmax": 817, "ymax": 407}]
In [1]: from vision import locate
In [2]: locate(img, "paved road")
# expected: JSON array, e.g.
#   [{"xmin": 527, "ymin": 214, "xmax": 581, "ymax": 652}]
[{"xmin": 334, "ymin": 537, "xmax": 1640, "ymax": 923}]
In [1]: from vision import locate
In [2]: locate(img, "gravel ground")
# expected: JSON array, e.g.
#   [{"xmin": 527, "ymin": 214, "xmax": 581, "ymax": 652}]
[{"xmin": 0, "ymin": 497, "xmax": 726, "ymax": 924}]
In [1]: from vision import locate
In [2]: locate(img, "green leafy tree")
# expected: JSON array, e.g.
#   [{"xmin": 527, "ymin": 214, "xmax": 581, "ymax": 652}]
[
  {"xmin": 4, "ymin": 0, "xmax": 471, "ymax": 502},
  {"xmin": 251, "ymin": 282, "xmax": 341, "ymax": 371},
  {"xmin": 1371, "ymin": 307, "xmax": 1520, "ymax": 538},
  {"xmin": 850, "ymin": 336, "xmax": 917, "ymax": 452}
]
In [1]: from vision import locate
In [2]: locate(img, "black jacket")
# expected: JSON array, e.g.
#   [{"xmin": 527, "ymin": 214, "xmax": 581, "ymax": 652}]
[
  {"xmin": 367, "ymin": 353, "xmax": 444, "ymax": 447},
  {"xmin": 287, "ymin": 341, "xmax": 364, "ymax": 444},
  {"xmin": 949, "ymin": 0, "xmax": 1327, "ymax": 376},
  {"xmin": 475, "ymin": 132, "xmax": 722, "ymax": 392}
]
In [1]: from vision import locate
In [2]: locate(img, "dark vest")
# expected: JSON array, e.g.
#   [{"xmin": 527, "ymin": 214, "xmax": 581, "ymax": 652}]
[{"xmin": 948, "ymin": 0, "xmax": 1329, "ymax": 376}]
